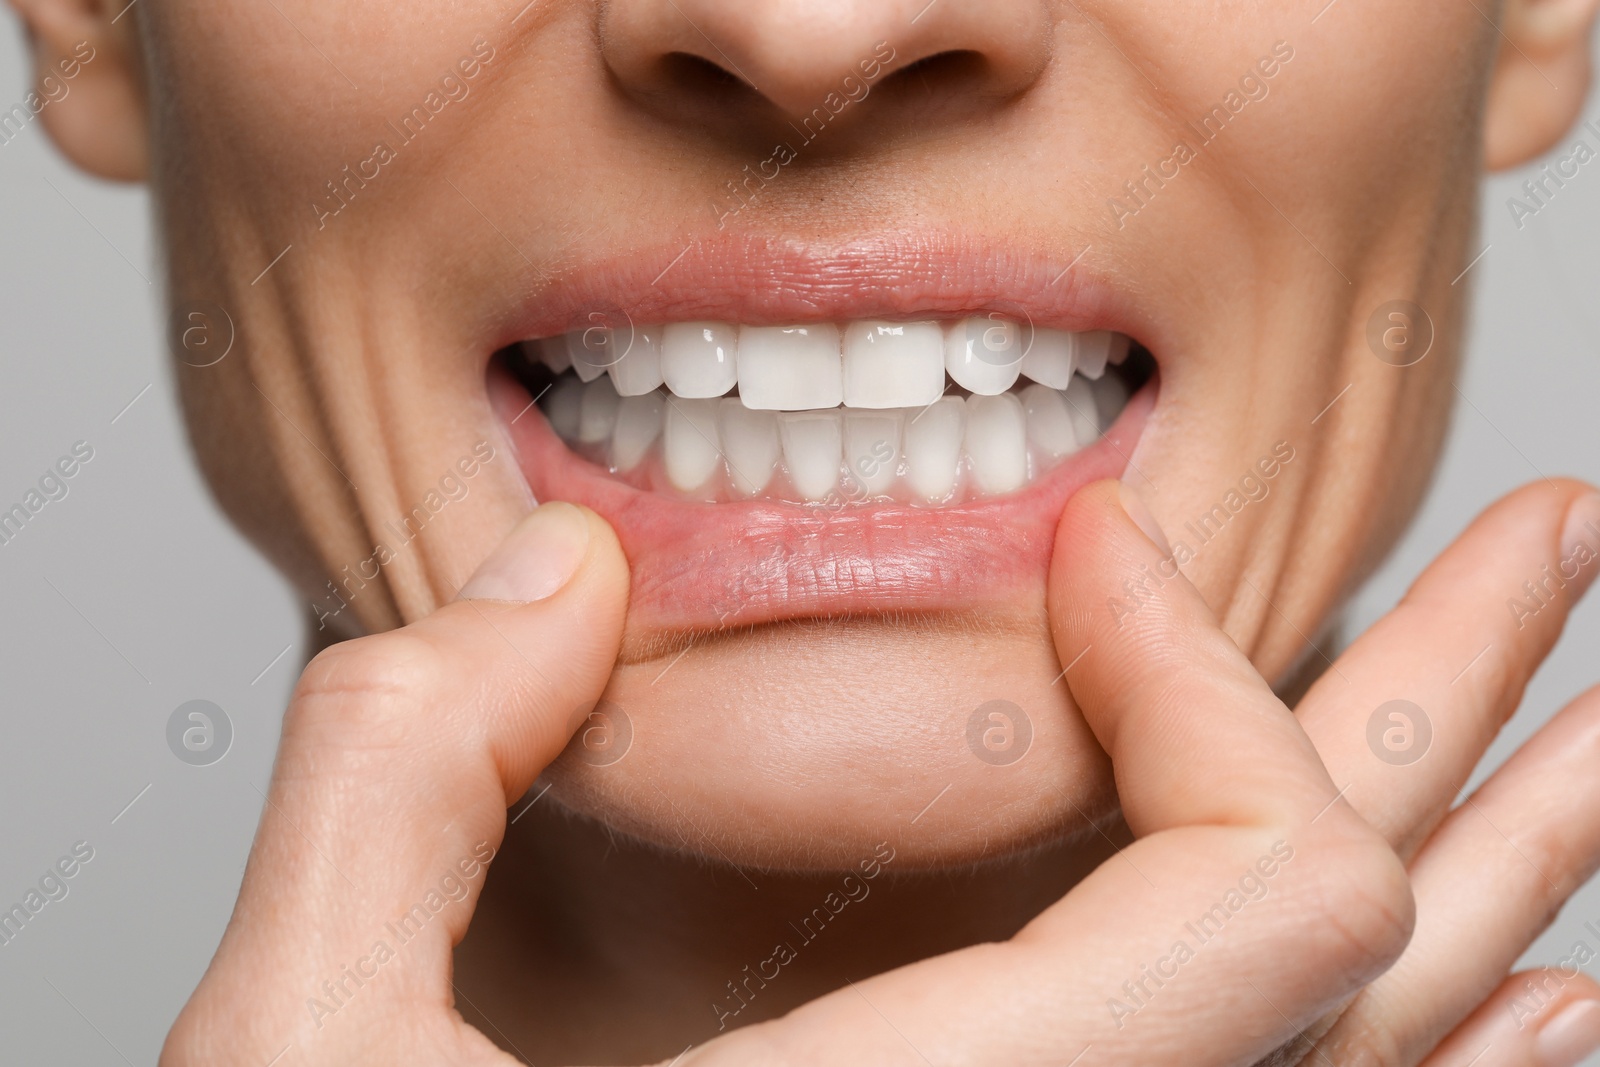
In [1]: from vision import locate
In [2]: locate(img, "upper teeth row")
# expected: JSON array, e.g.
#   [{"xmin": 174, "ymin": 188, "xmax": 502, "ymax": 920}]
[{"xmin": 524, "ymin": 318, "xmax": 1129, "ymax": 410}]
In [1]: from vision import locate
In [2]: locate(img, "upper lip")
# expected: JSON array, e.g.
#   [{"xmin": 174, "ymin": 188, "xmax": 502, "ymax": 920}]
[{"xmin": 490, "ymin": 232, "xmax": 1159, "ymax": 353}]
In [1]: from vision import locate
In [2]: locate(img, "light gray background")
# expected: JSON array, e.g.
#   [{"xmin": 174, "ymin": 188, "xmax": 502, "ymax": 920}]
[{"xmin": 2, "ymin": 22, "xmax": 1598, "ymax": 1067}]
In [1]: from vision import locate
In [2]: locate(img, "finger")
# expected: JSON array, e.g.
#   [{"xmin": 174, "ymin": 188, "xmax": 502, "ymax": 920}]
[
  {"xmin": 693, "ymin": 483, "xmax": 1413, "ymax": 1067},
  {"xmin": 1315, "ymin": 683, "xmax": 1600, "ymax": 1066},
  {"xmin": 165, "ymin": 503, "xmax": 628, "ymax": 1065},
  {"xmin": 1418, "ymin": 970, "xmax": 1600, "ymax": 1067},
  {"xmin": 1298, "ymin": 480, "xmax": 1600, "ymax": 857}
]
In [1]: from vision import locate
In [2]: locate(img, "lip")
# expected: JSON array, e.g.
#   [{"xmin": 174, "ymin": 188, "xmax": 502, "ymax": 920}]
[
  {"xmin": 485, "ymin": 233, "xmax": 1162, "ymax": 354},
  {"xmin": 482, "ymin": 233, "xmax": 1161, "ymax": 644},
  {"xmin": 491, "ymin": 367, "xmax": 1155, "ymax": 643}
]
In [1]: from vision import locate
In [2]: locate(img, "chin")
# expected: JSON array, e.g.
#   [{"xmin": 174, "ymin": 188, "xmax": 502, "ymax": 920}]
[
  {"xmin": 483, "ymin": 234, "xmax": 1158, "ymax": 871},
  {"xmin": 538, "ymin": 617, "xmax": 1121, "ymax": 871}
]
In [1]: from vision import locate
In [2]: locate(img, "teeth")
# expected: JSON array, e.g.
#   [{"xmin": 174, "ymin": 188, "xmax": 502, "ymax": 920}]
[
  {"xmin": 903, "ymin": 397, "xmax": 965, "ymax": 503},
  {"xmin": 945, "ymin": 317, "xmax": 1023, "ymax": 396},
  {"xmin": 544, "ymin": 375, "xmax": 585, "ymax": 440},
  {"xmin": 843, "ymin": 410, "xmax": 904, "ymax": 495},
  {"xmin": 1108, "ymin": 332, "xmax": 1131, "ymax": 365},
  {"xmin": 1019, "ymin": 328, "xmax": 1076, "ymax": 389},
  {"xmin": 1061, "ymin": 375, "xmax": 1101, "ymax": 448},
  {"xmin": 565, "ymin": 329, "xmax": 611, "ymax": 383},
  {"xmin": 842, "ymin": 321, "xmax": 945, "ymax": 409},
  {"xmin": 662, "ymin": 321, "xmax": 738, "ymax": 398},
  {"xmin": 532, "ymin": 338, "xmax": 571, "ymax": 375},
  {"xmin": 778, "ymin": 411, "xmax": 843, "ymax": 501},
  {"xmin": 609, "ymin": 327, "xmax": 665, "ymax": 397},
  {"xmin": 1073, "ymin": 330, "xmax": 1127, "ymax": 380},
  {"xmin": 964, "ymin": 393, "xmax": 1028, "ymax": 495},
  {"xmin": 719, "ymin": 399, "xmax": 780, "ymax": 497},
  {"xmin": 739, "ymin": 325, "xmax": 844, "ymax": 411},
  {"xmin": 531, "ymin": 321, "xmax": 1141, "ymax": 504},
  {"xmin": 663, "ymin": 397, "xmax": 723, "ymax": 491},
  {"xmin": 1090, "ymin": 373, "xmax": 1131, "ymax": 432},
  {"xmin": 578, "ymin": 377, "xmax": 622, "ymax": 444},
  {"xmin": 1020, "ymin": 383, "xmax": 1082, "ymax": 460},
  {"xmin": 612, "ymin": 392, "xmax": 664, "ymax": 471}
]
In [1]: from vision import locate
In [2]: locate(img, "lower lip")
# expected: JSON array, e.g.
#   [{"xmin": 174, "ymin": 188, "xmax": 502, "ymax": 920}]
[{"xmin": 490, "ymin": 366, "xmax": 1156, "ymax": 636}]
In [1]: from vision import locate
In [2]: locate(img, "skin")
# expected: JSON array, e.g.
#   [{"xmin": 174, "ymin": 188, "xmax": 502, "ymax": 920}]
[{"xmin": 10, "ymin": 0, "xmax": 1600, "ymax": 1062}]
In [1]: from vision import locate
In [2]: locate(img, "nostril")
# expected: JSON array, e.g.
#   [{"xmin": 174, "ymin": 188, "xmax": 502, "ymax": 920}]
[
  {"xmin": 888, "ymin": 51, "xmax": 982, "ymax": 84},
  {"xmin": 657, "ymin": 52, "xmax": 761, "ymax": 104},
  {"xmin": 883, "ymin": 48, "xmax": 1043, "ymax": 106},
  {"xmin": 601, "ymin": 0, "xmax": 1053, "ymax": 135},
  {"xmin": 879, "ymin": 50, "xmax": 991, "ymax": 99}
]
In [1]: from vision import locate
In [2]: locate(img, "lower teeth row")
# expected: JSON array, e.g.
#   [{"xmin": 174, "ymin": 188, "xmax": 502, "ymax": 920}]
[{"xmin": 540, "ymin": 370, "xmax": 1131, "ymax": 505}]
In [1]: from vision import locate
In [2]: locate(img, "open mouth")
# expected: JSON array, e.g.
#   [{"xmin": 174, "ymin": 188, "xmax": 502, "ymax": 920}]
[
  {"xmin": 505, "ymin": 320, "xmax": 1151, "ymax": 506},
  {"xmin": 486, "ymin": 239, "xmax": 1159, "ymax": 640}
]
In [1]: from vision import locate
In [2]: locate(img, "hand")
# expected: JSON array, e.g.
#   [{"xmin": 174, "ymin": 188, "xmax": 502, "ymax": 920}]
[
  {"xmin": 688, "ymin": 480, "xmax": 1600, "ymax": 1066},
  {"xmin": 161, "ymin": 501, "xmax": 631, "ymax": 1066},
  {"xmin": 160, "ymin": 483, "xmax": 1600, "ymax": 1067}
]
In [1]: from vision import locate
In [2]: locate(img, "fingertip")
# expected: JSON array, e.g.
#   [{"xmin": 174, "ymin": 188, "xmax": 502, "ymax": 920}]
[
  {"xmin": 457, "ymin": 502, "xmax": 630, "ymax": 611},
  {"xmin": 1051, "ymin": 479, "xmax": 1127, "ymax": 564},
  {"xmin": 1426, "ymin": 970, "xmax": 1600, "ymax": 1067},
  {"xmin": 459, "ymin": 501, "xmax": 592, "ymax": 603},
  {"xmin": 1117, "ymin": 482, "xmax": 1173, "ymax": 554}
]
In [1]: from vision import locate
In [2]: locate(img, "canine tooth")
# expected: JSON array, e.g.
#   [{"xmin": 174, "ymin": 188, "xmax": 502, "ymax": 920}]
[
  {"xmin": 719, "ymin": 399, "xmax": 780, "ymax": 496},
  {"xmin": 1062, "ymin": 375, "xmax": 1101, "ymax": 446},
  {"xmin": 609, "ymin": 327, "xmax": 664, "ymax": 396},
  {"xmin": 1020, "ymin": 383, "xmax": 1082, "ymax": 459},
  {"xmin": 964, "ymin": 393, "xmax": 1028, "ymax": 495},
  {"xmin": 1108, "ymin": 333, "xmax": 1131, "ymax": 365},
  {"xmin": 944, "ymin": 317, "xmax": 1023, "ymax": 395},
  {"xmin": 1090, "ymin": 373, "xmax": 1131, "ymax": 432},
  {"xmin": 612, "ymin": 392, "xmax": 664, "ymax": 471},
  {"xmin": 565, "ymin": 329, "xmax": 613, "ymax": 383},
  {"xmin": 531, "ymin": 338, "xmax": 571, "ymax": 375},
  {"xmin": 903, "ymin": 397, "xmax": 965, "ymax": 503},
  {"xmin": 661, "ymin": 321, "xmax": 738, "ymax": 398},
  {"xmin": 1019, "ymin": 328, "xmax": 1075, "ymax": 388},
  {"xmin": 778, "ymin": 411, "xmax": 842, "ymax": 501},
  {"xmin": 663, "ymin": 397, "xmax": 723, "ymax": 490},
  {"xmin": 1074, "ymin": 331, "xmax": 1124, "ymax": 380},
  {"xmin": 543, "ymin": 375, "xmax": 584, "ymax": 440},
  {"xmin": 842, "ymin": 321, "xmax": 944, "ymax": 409},
  {"xmin": 843, "ymin": 410, "xmax": 903, "ymax": 495},
  {"xmin": 739, "ymin": 325, "xmax": 843, "ymax": 411},
  {"xmin": 578, "ymin": 377, "xmax": 622, "ymax": 444}
]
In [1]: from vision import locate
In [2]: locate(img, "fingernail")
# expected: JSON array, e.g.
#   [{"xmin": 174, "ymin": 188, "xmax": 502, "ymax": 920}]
[
  {"xmin": 1559, "ymin": 491, "xmax": 1600, "ymax": 600},
  {"xmin": 458, "ymin": 502, "xmax": 591, "ymax": 602},
  {"xmin": 1118, "ymin": 483, "xmax": 1172, "ymax": 555},
  {"xmin": 1537, "ymin": 999, "xmax": 1600, "ymax": 1067}
]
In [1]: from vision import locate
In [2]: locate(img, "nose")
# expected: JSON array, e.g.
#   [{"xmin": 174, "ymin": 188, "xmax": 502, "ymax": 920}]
[{"xmin": 599, "ymin": 0, "xmax": 1052, "ymax": 122}]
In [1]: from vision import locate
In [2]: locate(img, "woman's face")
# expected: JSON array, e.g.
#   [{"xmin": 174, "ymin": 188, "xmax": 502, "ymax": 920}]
[{"xmin": 40, "ymin": 0, "xmax": 1585, "ymax": 867}]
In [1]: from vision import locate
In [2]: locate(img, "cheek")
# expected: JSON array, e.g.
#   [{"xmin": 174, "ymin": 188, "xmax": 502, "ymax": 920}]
[{"xmin": 141, "ymin": 1, "xmax": 506, "ymax": 190}]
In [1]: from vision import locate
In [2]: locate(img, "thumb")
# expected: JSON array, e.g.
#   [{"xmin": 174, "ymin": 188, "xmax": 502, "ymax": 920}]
[{"xmin": 165, "ymin": 502, "xmax": 628, "ymax": 1065}]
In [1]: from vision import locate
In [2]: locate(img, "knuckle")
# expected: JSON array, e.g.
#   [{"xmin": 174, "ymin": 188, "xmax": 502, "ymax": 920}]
[
  {"xmin": 1322, "ymin": 1022, "xmax": 1407, "ymax": 1067},
  {"xmin": 1297, "ymin": 826, "xmax": 1415, "ymax": 986},
  {"xmin": 289, "ymin": 632, "xmax": 451, "ymax": 740}
]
